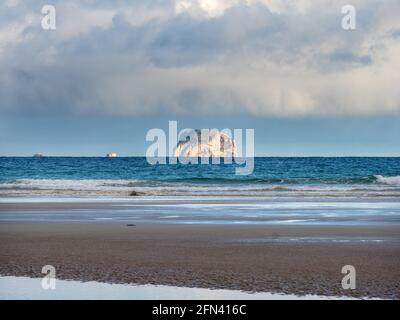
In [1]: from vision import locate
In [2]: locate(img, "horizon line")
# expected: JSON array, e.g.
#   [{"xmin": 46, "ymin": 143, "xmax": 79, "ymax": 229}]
[{"xmin": 1, "ymin": 155, "xmax": 400, "ymax": 158}]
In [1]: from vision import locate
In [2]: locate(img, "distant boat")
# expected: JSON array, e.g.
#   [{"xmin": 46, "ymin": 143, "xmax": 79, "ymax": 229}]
[
  {"xmin": 33, "ymin": 153, "xmax": 44, "ymax": 158},
  {"xmin": 106, "ymin": 152, "xmax": 117, "ymax": 158}
]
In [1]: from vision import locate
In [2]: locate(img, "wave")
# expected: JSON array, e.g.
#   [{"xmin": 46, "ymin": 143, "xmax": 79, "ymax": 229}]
[
  {"xmin": 151, "ymin": 176, "xmax": 380, "ymax": 184},
  {"xmin": 374, "ymin": 175, "xmax": 400, "ymax": 186},
  {"xmin": 1, "ymin": 178, "xmax": 400, "ymax": 198},
  {"xmin": 165, "ymin": 175, "xmax": 398, "ymax": 186},
  {"xmin": 1, "ymin": 175, "xmax": 398, "ymax": 187},
  {"xmin": 0, "ymin": 179, "xmax": 142, "ymax": 196}
]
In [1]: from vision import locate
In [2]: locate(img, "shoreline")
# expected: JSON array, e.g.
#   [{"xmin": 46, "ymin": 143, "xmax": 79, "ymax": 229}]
[{"xmin": 1, "ymin": 222, "xmax": 399, "ymax": 299}]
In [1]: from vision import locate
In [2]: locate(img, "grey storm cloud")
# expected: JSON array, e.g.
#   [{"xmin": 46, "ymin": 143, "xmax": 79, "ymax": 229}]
[{"xmin": 0, "ymin": 0, "xmax": 400, "ymax": 116}]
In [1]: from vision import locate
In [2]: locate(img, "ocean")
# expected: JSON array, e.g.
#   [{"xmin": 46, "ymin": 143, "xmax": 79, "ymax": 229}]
[
  {"xmin": 1, "ymin": 157, "xmax": 400, "ymax": 198},
  {"xmin": 1, "ymin": 157, "xmax": 400, "ymax": 225}
]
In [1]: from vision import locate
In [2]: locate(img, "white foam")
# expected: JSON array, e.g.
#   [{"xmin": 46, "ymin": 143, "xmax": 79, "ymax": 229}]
[
  {"xmin": 375, "ymin": 175, "xmax": 400, "ymax": 186},
  {"xmin": 0, "ymin": 179, "xmax": 141, "ymax": 190},
  {"xmin": 2, "ymin": 178, "xmax": 400, "ymax": 198}
]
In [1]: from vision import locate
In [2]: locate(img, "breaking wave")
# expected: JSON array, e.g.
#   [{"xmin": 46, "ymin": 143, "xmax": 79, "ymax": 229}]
[
  {"xmin": 1, "ymin": 177, "xmax": 400, "ymax": 198},
  {"xmin": 374, "ymin": 175, "xmax": 400, "ymax": 186}
]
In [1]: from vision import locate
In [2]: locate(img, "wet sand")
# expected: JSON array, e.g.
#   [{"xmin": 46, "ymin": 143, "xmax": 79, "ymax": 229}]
[
  {"xmin": 1, "ymin": 222, "xmax": 399, "ymax": 299},
  {"xmin": 1, "ymin": 199, "xmax": 400, "ymax": 225}
]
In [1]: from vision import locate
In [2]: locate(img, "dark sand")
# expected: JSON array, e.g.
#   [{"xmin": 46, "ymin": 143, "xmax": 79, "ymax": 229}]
[{"xmin": 1, "ymin": 222, "xmax": 400, "ymax": 298}]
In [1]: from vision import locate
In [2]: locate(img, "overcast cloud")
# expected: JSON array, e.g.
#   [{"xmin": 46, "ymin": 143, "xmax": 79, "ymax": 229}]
[{"xmin": 1, "ymin": 0, "xmax": 399, "ymax": 117}]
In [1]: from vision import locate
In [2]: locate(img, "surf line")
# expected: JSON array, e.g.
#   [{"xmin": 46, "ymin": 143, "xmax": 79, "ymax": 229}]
[{"xmin": 152, "ymin": 304, "xmax": 186, "ymax": 318}]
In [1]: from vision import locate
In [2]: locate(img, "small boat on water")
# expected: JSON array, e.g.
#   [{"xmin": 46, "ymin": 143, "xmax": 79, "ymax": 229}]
[
  {"xmin": 106, "ymin": 152, "xmax": 117, "ymax": 158},
  {"xmin": 33, "ymin": 153, "xmax": 44, "ymax": 158}
]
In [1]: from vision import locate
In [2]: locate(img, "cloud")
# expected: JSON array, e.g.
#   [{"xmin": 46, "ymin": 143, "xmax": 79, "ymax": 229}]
[{"xmin": 0, "ymin": 0, "xmax": 399, "ymax": 117}]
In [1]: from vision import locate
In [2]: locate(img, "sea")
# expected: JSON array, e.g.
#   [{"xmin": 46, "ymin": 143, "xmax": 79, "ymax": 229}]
[{"xmin": 1, "ymin": 157, "xmax": 400, "ymax": 225}]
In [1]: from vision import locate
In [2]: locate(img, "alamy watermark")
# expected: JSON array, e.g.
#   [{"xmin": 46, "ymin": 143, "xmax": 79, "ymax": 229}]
[
  {"xmin": 341, "ymin": 265, "xmax": 356, "ymax": 290},
  {"xmin": 39, "ymin": 5, "xmax": 356, "ymax": 33},
  {"xmin": 41, "ymin": 265, "xmax": 56, "ymax": 290},
  {"xmin": 145, "ymin": 121, "xmax": 254, "ymax": 175},
  {"xmin": 40, "ymin": 5, "xmax": 356, "ymax": 31},
  {"xmin": 341, "ymin": 5, "xmax": 356, "ymax": 30},
  {"xmin": 41, "ymin": 5, "xmax": 56, "ymax": 30}
]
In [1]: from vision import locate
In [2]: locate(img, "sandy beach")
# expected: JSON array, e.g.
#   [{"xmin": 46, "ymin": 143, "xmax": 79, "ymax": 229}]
[
  {"xmin": 2, "ymin": 0, "xmax": 400, "ymax": 305},
  {"xmin": 1, "ymin": 221, "xmax": 399, "ymax": 299}
]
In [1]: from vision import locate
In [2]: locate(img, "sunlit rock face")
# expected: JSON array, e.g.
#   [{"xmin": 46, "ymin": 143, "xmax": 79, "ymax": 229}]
[{"xmin": 174, "ymin": 129, "xmax": 237, "ymax": 157}]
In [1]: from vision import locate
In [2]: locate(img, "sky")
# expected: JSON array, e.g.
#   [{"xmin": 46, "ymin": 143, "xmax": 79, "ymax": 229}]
[{"xmin": 0, "ymin": 0, "xmax": 399, "ymax": 156}]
